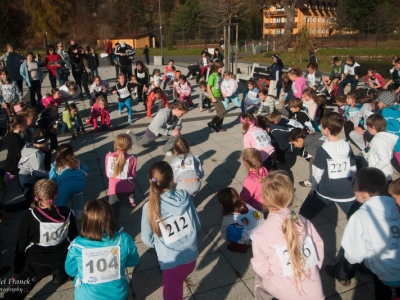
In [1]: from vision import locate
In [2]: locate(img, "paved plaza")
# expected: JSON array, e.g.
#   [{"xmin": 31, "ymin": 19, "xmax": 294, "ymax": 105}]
[{"xmin": 0, "ymin": 62, "xmax": 383, "ymax": 299}]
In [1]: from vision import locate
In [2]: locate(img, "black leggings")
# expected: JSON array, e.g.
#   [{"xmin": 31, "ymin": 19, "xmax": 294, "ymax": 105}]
[
  {"xmin": 262, "ymin": 152, "xmax": 277, "ymax": 172},
  {"xmin": 137, "ymin": 85, "xmax": 148, "ymax": 105},
  {"xmin": 343, "ymin": 120, "xmax": 354, "ymax": 141}
]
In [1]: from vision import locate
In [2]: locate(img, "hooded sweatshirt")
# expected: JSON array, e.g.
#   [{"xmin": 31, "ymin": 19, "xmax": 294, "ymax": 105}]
[
  {"xmin": 240, "ymin": 167, "xmax": 269, "ymax": 212},
  {"xmin": 343, "ymin": 62, "xmax": 361, "ymax": 79},
  {"xmin": 18, "ymin": 144, "xmax": 48, "ymax": 176},
  {"xmin": 382, "ymin": 105, "xmax": 400, "ymax": 152},
  {"xmin": 312, "ymin": 139, "xmax": 356, "ymax": 202},
  {"xmin": 243, "ymin": 125, "xmax": 275, "ymax": 162},
  {"xmin": 170, "ymin": 153, "xmax": 204, "ymax": 182},
  {"xmin": 366, "ymin": 132, "xmax": 398, "ymax": 181},
  {"xmin": 341, "ymin": 196, "xmax": 400, "ymax": 285},
  {"xmin": 141, "ymin": 189, "xmax": 201, "ymax": 270},
  {"xmin": 251, "ymin": 210, "xmax": 325, "ymax": 300}
]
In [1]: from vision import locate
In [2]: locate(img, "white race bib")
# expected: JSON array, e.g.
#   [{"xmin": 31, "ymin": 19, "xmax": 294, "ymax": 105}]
[
  {"xmin": 275, "ymin": 236, "xmax": 318, "ymax": 276},
  {"xmin": 137, "ymin": 72, "xmax": 145, "ymax": 79},
  {"xmin": 117, "ymin": 87, "xmax": 130, "ymax": 98},
  {"xmin": 247, "ymin": 91, "xmax": 258, "ymax": 100},
  {"xmin": 174, "ymin": 157, "xmax": 195, "ymax": 175},
  {"xmin": 82, "ymin": 246, "xmax": 121, "ymax": 284},
  {"xmin": 250, "ymin": 131, "xmax": 271, "ymax": 148},
  {"xmin": 348, "ymin": 110, "xmax": 357, "ymax": 118},
  {"xmin": 158, "ymin": 212, "xmax": 193, "ymax": 245},
  {"xmin": 327, "ymin": 158, "xmax": 351, "ymax": 179},
  {"xmin": 106, "ymin": 156, "xmax": 130, "ymax": 179},
  {"xmin": 39, "ymin": 221, "xmax": 69, "ymax": 246},
  {"xmin": 288, "ymin": 119, "xmax": 304, "ymax": 129}
]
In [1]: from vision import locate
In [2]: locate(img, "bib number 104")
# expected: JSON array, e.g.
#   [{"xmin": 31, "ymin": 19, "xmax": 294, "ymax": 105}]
[{"xmin": 86, "ymin": 256, "xmax": 118, "ymax": 274}]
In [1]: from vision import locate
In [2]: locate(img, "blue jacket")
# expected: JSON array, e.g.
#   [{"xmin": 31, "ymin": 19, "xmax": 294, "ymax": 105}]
[
  {"xmin": 20, "ymin": 60, "xmax": 43, "ymax": 87},
  {"xmin": 65, "ymin": 230, "xmax": 139, "ymax": 300},
  {"xmin": 382, "ymin": 105, "xmax": 400, "ymax": 152},
  {"xmin": 6, "ymin": 53, "xmax": 25, "ymax": 81},
  {"xmin": 141, "ymin": 189, "xmax": 201, "ymax": 270},
  {"xmin": 268, "ymin": 59, "xmax": 283, "ymax": 81},
  {"xmin": 49, "ymin": 162, "xmax": 89, "ymax": 187}
]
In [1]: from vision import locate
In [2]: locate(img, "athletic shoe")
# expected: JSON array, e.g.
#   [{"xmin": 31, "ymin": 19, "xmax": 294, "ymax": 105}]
[
  {"xmin": 128, "ymin": 117, "xmax": 133, "ymax": 124},
  {"xmin": 299, "ymin": 180, "xmax": 312, "ymax": 187},
  {"xmin": 207, "ymin": 122, "xmax": 219, "ymax": 133},
  {"xmin": 325, "ymin": 265, "xmax": 351, "ymax": 286},
  {"xmin": 118, "ymin": 110, "xmax": 121, "ymax": 115},
  {"xmin": 165, "ymin": 151, "xmax": 173, "ymax": 156}
]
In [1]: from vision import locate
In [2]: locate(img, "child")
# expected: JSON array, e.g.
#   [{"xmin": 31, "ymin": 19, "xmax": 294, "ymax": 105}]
[
  {"xmin": 288, "ymin": 67, "xmax": 307, "ymax": 99},
  {"xmin": 301, "ymin": 88, "xmax": 318, "ymax": 121},
  {"xmin": 65, "ymin": 200, "xmax": 140, "ymax": 300},
  {"xmin": 87, "ymin": 47, "xmax": 99, "ymax": 77},
  {"xmin": 87, "ymin": 96, "xmax": 111, "ymax": 131},
  {"xmin": 170, "ymin": 137, "xmax": 204, "ymax": 196},
  {"xmin": 288, "ymin": 98, "xmax": 314, "ymax": 131},
  {"xmin": 326, "ymin": 167, "xmax": 400, "ymax": 300},
  {"xmin": 383, "ymin": 57, "xmax": 400, "ymax": 93},
  {"xmin": 323, "ymin": 56, "xmax": 344, "ymax": 92},
  {"xmin": 141, "ymin": 161, "xmax": 200, "ymax": 300},
  {"xmin": 57, "ymin": 60, "xmax": 69, "ymax": 86},
  {"xmin": 220, "ymin": 71, "xmax": 240, "ymax": 110},
  {"xmin": 365, "ymin": 67, "xmax": 385, "ymax": 90},
  {"xmin": 338, "ymin": 55, "xmax": 362, "ymax": 95},
  {"xmin": 41, "ymin": 88, "xmax": 61, "ymax": 108},
  {"xmin": 364, "ymin": 114, "xmax": 398, "ymax": 181},
  {"xmin": 19, "ymin": 107, "xmax": 38, "ymax": 143},
  {"xmin": 240, "ymin": 148, "xmax": 269, "ymax": 212},
  {"xmin": 256, "ymin": 89, "xmax": 276, "ymax": 116},
  {"xmin": 129, "ymin": 75, "xmax": 138, "ymax": 98},
  {"xmin": 207, "ymin": 60, "xmax": 226, "ymax": 132},
  {"xmin": 217, "ymin": 187, "xmax": 264, "ymax": 253},
  {"xmin": 18, "ymin": 128, "xmax": 50, "ymax": 207},
  {"xmin": 241, "ymin": 113, "xmax": 276, "ymax": 170},
  {"xmin": 315, "ymin": 94, "xmax": 327, "ymax": 128},
  {"xmin": 299, "ymin": 112, "xmax": 357, "ymax": 220},
  {"xmin": 304, "ymin": 63, "xmax": 325, "ymax": 94},
  {"xmin": 146, "ymin": 87, "xmax": 169, "ymax": 119},
  {"xmin": 60, "ymin": 81, "xmax": 81, "ymax": 105},
  {"xmin": 61, "ymin": 103, "xmax": 85, "ymax": 139},
  {"xmin": 198, "ymin": 80, "xmax": 212, "ymax": 113},
  {"xmin": 0, "ymin": 70, "xmax": 22, "ymax": 117},
  {"xmin": 343, "ymin": 90, "xmax": 362, "ymax": 141},
  {"xmin": 241, "ymin": 79, "xmax": 260, "ymax": 114},
  {"xmin": 50, "ymin": 143, "xmax": 89, "ymax": 221},
  {"xmin": 163, "ymin": 60, "xmax": 175, "ymax": 90},
  {"xmin": 111, "ymin": 73, "xmax": 136, "ymax": 124},
  {"xmin": 167, "ymin": 70, "xmax": 181, "ymax": 102},
  {"xmin": 288, "ymin": 128, "xmax": 325, "ymax": 187},
  {"xmin": 105, "ymin": 134, "xmax": 137, "ymax": 224},
  {"xmin": 335, "ymin": 93, "xmax": 347, "ymax": 117},
  {"xmin": 252, "ymin": 171, "xmax": 324, "ymax": 300},
  {"xmin": 36, "ymin": 105, "xmax": 59, "ymax": 151},
  {"xmin": 280, "ymin": 72, "xmax": 293, "ymax": 104},
  {"xmin": 90, "ymin": 75, "xmax": 109, "ymax": 105},
  {"xmin": 4, "ymin": 179, "xmax": 78, "ymax": 300},
  {"xmin": 388, "ymin": 178, "xmax": 400, "ymax": 207},
  {"xmin": 150, "ymin": 68, "xmax": 162, "ymax": 92},
  {"xmin": 176, "ymin": 75, "xmax": 193, "ymax": 106}
]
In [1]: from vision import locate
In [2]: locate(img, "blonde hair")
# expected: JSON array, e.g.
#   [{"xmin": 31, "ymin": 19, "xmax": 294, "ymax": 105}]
[
  {"xmin": 147, "ymin": 161, "xmax": 174, "ymax": 237},
  {"xmin": 96, "ymin": 96, "xmax": 108, "ymax": 107},
  {"xmin": 173, "ymin": 138, "xmax": 190, "ymax": 168},
  {"xmin": 262, "ymin": 171, "xmax": 309, "ymax": 293},
  {"xmin": 112, "ymin": 134, "xmax": 132, "ymax": 178},
  {"xmin": 242, "ymin": 148, "xmax": 262, "ymax": 174},
  {"xmin": 32, "ymin": 179, "xmax": 58, "ymax": 210}
]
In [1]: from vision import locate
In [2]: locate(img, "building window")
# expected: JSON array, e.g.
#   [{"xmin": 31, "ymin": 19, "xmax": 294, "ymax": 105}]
[
  {"xmin": 276, "ymin": 18, "xmax": 281, "ymax": 23},
  {"xmin": 275, "ymin": 29, "xmax": 283, "ymax": 35},
  {"xmin": 312, "ymin": 17, "xmax": 315, "ymax": 22},
  {"xmin": 317, "ymin": 18, "xmax": 320, "ymax": 23},
  {"xmin": 330, "ymin": 17, "xmax": 335, "ymax": 24}
]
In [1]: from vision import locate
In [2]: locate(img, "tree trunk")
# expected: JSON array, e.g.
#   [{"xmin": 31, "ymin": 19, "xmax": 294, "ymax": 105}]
[{"xmin": 277, "ymin": 2, "xmax": 296, "ymax": 52}]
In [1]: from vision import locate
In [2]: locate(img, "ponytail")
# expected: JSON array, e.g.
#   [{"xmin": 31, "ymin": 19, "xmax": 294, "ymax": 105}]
[
  {"xmin": 240, "ymin": 113, "xmax": 255, "ymax": 135},
  {"xmin": 173, "ymin": 138, "xmax": 190, "ymax": 168},
  {"xmin": 112, "ymin": 134, "xmax": 132, "ymax": 178}
]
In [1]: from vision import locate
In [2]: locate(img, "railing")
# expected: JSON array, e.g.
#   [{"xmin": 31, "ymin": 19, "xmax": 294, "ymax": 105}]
[
  {"xmin": 264, "ymin": 11, "xmax": 298, "ymax": 18},
  {"xmin": 264, "ymin": 23, "xmax": 298, "ymax": 29}
]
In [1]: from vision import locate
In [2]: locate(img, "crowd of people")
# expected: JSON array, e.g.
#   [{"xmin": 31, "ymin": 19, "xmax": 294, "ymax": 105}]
[{"xmin": 0, "ymin": 40, "xmax": 399, "ymax": 300}]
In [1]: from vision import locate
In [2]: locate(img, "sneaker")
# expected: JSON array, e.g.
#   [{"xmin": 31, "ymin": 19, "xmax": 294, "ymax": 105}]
[
  {"xmin": 129, "ymin": 198, "xmax": 136, "ymax": 207},
  {"xmin": 299, "ymin": 180, "xmax": 312, "ymax": 187},
  {"xmin": 199, "ymin": 109, "xmax": 204, "ymax": 113},
  {"xmin": 165, "ymin": 151, "xmax": 173, "ymax": 156},
  {"xmin": 118, "ymin": 110, "xmax": 121, "ymax": 115},
  {"xmin": 75, "ymin": 211, "xmax": 83, "ymax": 221},
  {"xmin": 128, "ymin": 118, "xmax": 133, "ymax": 124},
  {"xmin": 218, "ymin": 127, "xmax": 226, "ymax": 132},
  {"xmin": 52, "ymin": 273, "xmax": 70, "ymax": 285},
  {"xmin": 126, "ymin": 129, "xmax": 133, "ymax": 135},
  {"xmin": 325, "ymin": 265, "xmax": 351, "ymax": 286},
  {"xmin": 207, "ymin": 122, "xmax": 219, "ymax": 133}
]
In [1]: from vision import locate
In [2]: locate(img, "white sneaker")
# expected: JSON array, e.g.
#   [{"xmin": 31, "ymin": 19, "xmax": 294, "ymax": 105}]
[
  {"xmin": 165, "ymin": 151, "xmax": 173, "ymax": 156},
  {"xmin": 299, "ymin": 180, "xmax": 312, "ymax": 187},
  {"xmin": 126, "ymin": 129, "xmax": 132, "ymax": 135}
]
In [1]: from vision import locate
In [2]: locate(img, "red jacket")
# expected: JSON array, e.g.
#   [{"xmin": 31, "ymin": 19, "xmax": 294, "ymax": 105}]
[
  {"xmin": 104, "ymin": 41, "xmax": 113, "ymax": 54},
  {"xmin": 45, "ymin": 54, "xmax": 61, "ymax": 76}
]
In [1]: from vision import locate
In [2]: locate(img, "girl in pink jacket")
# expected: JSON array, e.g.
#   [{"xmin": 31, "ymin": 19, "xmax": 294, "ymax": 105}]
[
  {"xmin": 241, "ymin": 113, "xmax": 276, "ymax": 171},
  {"xmin": 288, "ymin": 68, "xmax": 307, "ymax": 99},
  {"xmin": 301, "ymin": 88, "xmax": 318, "ymax": 121},
  {"xmin": 251, "ymin": 171, "xmax": 324, "ymax": 300},
  {"xmin": 239, "ymin": 148, "xmax": 268, "ymax": 212},
  {"xmin": 176, "ymin": 75, "xmax": 193, "ymax": 106},
  {"xmin": 86, "ymin": 96, "xmax": 111, "ymax": 130},
  {"xmin": 221, "ymin": 71, "xmax": 241, "ymax": 110}
]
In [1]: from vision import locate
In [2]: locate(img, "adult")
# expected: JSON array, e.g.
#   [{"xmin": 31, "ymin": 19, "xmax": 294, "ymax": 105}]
[
  {"xmin": 115, "ymin": 41, "xmax": 135, "ymax": 80},
  {"xmin": 3, "ymin": 44, "xmax": 25, "ymax": 93},
  {"xmin": 308, "ymin": 44, "xmax": 318, "ymax": 65},
  {"xmin": 45, "ymin": 45, "xmax": 61, "ymax": 89},
  {"xmin": 127, "ymin": 102, "xmax": 188, "ymax": 155},
  {"xmin": 67, "ymin": 40, "xmax": 84, "ymax": 56},
  {"xmin": 142, "ymin": 45, "xmax": 150, "ymax": 65},
  {"xmin": 104, "ymin": 39, "xmax": 114, "ymax": 66},
  {"xmin": 267, "ymin": 54, "xmax": 284, "ymax": 98},
  {"xmin": 204, "ymin": 48, "xmax": 212, "ymax": 59},
  {"xmin": 186, "ymin": 51, "xmax": 211, "ymax": 84},
  {"xmin": 69, "ymin": 45, "xmax": 90, "ymax": 100},
  {"xmin": 87, "ymin": 47, "xmax": 99, "ymax": 77},
  {"xmin": 134, "ymin": 60, "xmax": 150, "ymax": 106},
  {"xmin": 113, "ymin": 42, "xmax": 120, "ymax": 81},
  {"xmin": 20, "ymin": 51, "xmax": 43, "ymax": 108},
  {"xmin": 57, "ymin": 42, "xmax": 70, "ymax": 83},
  {"xmin": 213, "ymin": 48, "xmax": 223, "ymax": 62}
]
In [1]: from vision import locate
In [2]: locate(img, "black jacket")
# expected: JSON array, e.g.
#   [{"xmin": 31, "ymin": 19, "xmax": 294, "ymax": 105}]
[
  {"xmin": 4, "ymin": 132, "xmax": 25, "ymax": 175},
  {"xmin": 87, "ymin": 53, "xmax": 99, "ymax": 69},
  {"xmin": 69, "ymin": 52, "xmax": 88, "ymax": 73}
]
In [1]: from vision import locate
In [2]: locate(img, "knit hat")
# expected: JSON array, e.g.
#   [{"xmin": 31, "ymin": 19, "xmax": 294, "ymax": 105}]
[
  {"xmin": 120, "ymin": 41, "xmax": 126, "ymax": 47},
  {"xmin": 375, "ymin": 91, "xmax": 396, "ymax": 106}
]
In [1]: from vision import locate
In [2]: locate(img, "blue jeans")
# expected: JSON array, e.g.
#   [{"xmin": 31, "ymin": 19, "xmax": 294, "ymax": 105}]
[
  {"xmin": 338, "ymin": 78, "xmax": 359, "ymax": 95},
  {"xmin": 90, "ymin": 68, "xmax": 99, "ymax": 76},
  {"xmin": 58, "ymin": 79, "xmax": 66, "ymax": 86},
  {"xmin": 118, "ymin": 98, "xmax": 132, "ymax": 119},
  {"xmin": 61, "ymin": 116, "xmax": 81, "ymax": 133},
  {"xmin": 222, "ymin": 94, "xmax": 241, "ymax": 110},
  {"xmin": 241, "ymin": 99, "xmax": 260, "ymax": 113}
]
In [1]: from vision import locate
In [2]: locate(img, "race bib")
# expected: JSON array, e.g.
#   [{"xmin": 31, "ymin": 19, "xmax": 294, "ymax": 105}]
[
  {"xmin": 288, "ymin": 119, "xmax": 304, "ymax": 129},
  {"xmin": 137, "ymin": 72, "xmax": 145, "ymax": 79},
  {"xmin": 250, "ymin": 131, "xmax": 271, "ymax": 148},
  {"xmin": 106, "ymin": 156, "xmax": 130, "ymax": 179},
  {"xmin": 348, "ymin": 111, "xmax": 357, "ymax": 118},
  {"xmin": 158, "ymin": 212, "xmax": 193, "ymax": 245},
  {"xmin": 247, "ymin": 91, "xmax": 258, "ymax": 100},
  {"xmin": 39, "ymin": 221, "xmax": 69, "ymax": 246},
  {"xmin": 174, "ymin": 157, "xmax": 195, "ymax": 175},
  {"xmin": 166, "ymin": 72, "xmax": 173, "ymax": 78},
  {"xmin": 327, "ymin": 158, "xmax": 351, "ymax": 179},
  {"xmin": 82, "ymin": 246, "xmax": 121, "ymax": 284},
  {"xmin": 117, "ymin": 87, "xmax": 130, "ymax": 98},
  {"xmin": 275, "ymin": 236, "xmax": 318, "ymax": 276}
]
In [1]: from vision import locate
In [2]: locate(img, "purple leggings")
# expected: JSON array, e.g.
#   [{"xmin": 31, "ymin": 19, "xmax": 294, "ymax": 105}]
[{"xmin": 162, "ymin": 260, "xmax": 196, "ymax": 300}]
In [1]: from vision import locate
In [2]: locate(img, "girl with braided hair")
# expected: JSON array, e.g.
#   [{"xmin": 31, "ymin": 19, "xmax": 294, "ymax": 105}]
[
  {"xmin": 170, "ymin": 137, "xmax": 204, "ymax": 197},
  {"xmin": 5, "ymin": 179, "xmax": 78, "ymax": 299}
]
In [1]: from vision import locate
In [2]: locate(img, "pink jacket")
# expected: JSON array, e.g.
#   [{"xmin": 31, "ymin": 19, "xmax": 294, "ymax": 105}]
[
  {"xmin": 220, "ymin": 78, "xmax": 238, "ymax": 97},
  {"xmin": 105, "ymin": 151, "xmax": 137, "ymax": 195},
  {"xmin": 176, "ymin": 81, "xmax": 191, "ymax": 96},
  {"xmin": 240, "ymin": 167, "xmax": 268, "ymax": 212},
  {"xmin": 365, "ymin": 73, "xmax": 386, "ymax": 87},
  {"xmin": 90, "ymin": 102, "xmax": 111, "ymax": 126},
  {"xmin": 302, "ymin": 98, "xmax": 318, "ymax": 120},
  {"xmin": 292, "ymin": 76, "xmax": 307, "ymax": 98},
  {"xmin": 251, "ymin": 210, "xmax": 325, "ymax": 300},
  {"xmin": 243, "ymin": 125, "xmax": 275, "ymax": 162}
]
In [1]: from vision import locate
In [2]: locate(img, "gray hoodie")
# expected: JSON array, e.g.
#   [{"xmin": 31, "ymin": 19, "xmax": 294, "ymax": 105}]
[
  {"xmin": 18, "ymin": 144, "xmax": 48, "ymax": 176},
  {"xmin": 148, "ymin": 108, "xmax": 182, "ymax": 137}
]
